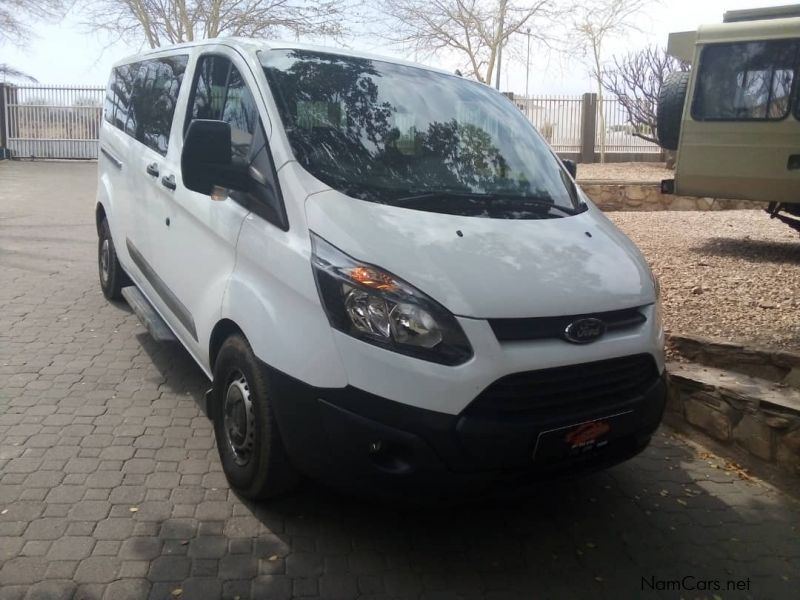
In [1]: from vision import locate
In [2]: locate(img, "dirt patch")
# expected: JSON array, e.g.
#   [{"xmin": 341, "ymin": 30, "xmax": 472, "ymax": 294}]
[{"xmin": 609, "ymin": 210, "xmax": 800, "ymax": 351}]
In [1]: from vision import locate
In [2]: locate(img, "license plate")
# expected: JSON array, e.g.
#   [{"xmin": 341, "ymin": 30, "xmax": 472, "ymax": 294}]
[{"xmin": 532, "ymin": 411, "xmax": 635, "ymax": 463}]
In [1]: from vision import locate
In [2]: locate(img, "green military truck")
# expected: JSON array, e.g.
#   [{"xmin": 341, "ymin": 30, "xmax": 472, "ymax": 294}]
[{"xmin": 657, "ymin": 4, "xmax": 800, "ymax": 230}]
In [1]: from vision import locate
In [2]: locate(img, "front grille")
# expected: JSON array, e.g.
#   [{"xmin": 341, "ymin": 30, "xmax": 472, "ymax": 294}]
[
  {"xmin": 488, "ymin": 307, "xmax": 646, "ymax": 342},
  {"xmin": 464, "ymin": 354, "xmax": 658, "ymax": 417}
]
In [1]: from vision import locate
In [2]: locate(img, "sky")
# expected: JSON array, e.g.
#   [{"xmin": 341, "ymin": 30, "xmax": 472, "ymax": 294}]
[{"xmin": 0, "ymin": 0, "xmax": 791, "ymax": 94}]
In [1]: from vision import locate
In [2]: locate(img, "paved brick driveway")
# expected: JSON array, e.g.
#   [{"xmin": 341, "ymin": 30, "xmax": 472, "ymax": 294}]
[{"xmin": 1, "ymin": 161, "xmax": 798, "ymax": 600}]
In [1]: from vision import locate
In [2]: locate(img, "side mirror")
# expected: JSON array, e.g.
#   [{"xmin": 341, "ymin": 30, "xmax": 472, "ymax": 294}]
[
  {"xmin": 562, "ymin": 159, "xmax": 577, "ymax": 179},
  {"xmin": 182, "ymin": 119, "xmax": 250, "ymax": 196}
]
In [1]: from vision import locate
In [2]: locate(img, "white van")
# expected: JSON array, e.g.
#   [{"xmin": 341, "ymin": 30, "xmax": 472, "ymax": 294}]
[{"xmin": 96, "ymin": 39, "xmax": 666, "ymax": 500}]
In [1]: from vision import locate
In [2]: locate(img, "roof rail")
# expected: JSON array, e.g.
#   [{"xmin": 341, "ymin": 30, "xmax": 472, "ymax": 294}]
[{"xmin": 723, "ymin": 4, "xmax": 800, "ymax": 23}]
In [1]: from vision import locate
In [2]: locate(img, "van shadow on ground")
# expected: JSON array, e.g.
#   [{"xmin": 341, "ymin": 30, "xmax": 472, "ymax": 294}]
[{"xmin": 133, "ymin": 329, "xmax": 800, "ymax": 600}]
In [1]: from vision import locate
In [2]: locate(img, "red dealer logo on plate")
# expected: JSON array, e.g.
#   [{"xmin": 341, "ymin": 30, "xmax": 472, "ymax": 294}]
[{"xmin": 564, "ymin": 421, "xmax": 611, "ymax": 448}]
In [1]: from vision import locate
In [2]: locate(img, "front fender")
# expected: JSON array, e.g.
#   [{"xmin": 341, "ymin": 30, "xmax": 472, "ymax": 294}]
[{"xmin": 221, "ymin": 217, "xmax": 347, "ymax": 388}]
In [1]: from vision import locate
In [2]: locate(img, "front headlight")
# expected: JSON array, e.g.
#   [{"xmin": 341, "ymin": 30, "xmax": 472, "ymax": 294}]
[{"xmin": 310, "ymin": 233, "xmax": 472, "ymax": 365}]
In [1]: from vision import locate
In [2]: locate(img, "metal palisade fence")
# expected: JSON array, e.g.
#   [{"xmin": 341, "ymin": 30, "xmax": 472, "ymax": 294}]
[
  {"xmin": 0, "ymin": 84, "xmax": 662, "ymax": 161},
  {"xmin": 515, "ymin": 93, "xmax": 662, "ymax": 162},
  {"xmin": 1, "ymin": 84, "xmax": 105, "ymax": 160},
  {"xmin": 516, "ymin": 95, "xmax": 585, "ymax": 155},
  {"xmin": 596, "ymin": 97, "xmax": 660, "ymax": 155}
]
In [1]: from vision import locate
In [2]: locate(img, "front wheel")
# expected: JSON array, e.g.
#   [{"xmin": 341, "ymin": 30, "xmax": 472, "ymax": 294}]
[
  {"xmin": 212, "ymin": 334, "xmax": 298, "ymax": 499},
  {"xmin": 98, "ymin": 217, "xmax": 129, "ymax": 300}
]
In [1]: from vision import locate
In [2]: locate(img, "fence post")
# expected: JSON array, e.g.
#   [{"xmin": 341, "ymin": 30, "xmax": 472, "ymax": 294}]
[
  {"xmin": 580, "ymin": 92, "xmax": 597, "ymax": 164},
  {"xmin": 0, "ymin": 83, "xmax": 7, "ymax": 159}
]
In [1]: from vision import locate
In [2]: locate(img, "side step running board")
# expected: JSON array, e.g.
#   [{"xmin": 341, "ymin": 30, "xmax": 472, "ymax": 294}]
[{"xmin": 121, "ymin": 286, "xmax": 178, "ymax": 343}]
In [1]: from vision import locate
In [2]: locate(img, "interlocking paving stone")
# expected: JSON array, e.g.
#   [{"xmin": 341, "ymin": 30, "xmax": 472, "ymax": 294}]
[
  {"xmin": 2, "ymin": 161, "xmax": 800, "ymax": 599},
  {"xmin": 148, "ymin": 556, "xmax": 191, "ymax": 582},
  {"xmin": 73, "ymin": 556, "xmax": 121, "ymax": 584},
  {"xmin": 46, "ymin": 536, "xmax": 95, "ymax": 561},
  {"xmin": 22, "ymin": 579, "xmax": 76, "ymax": 600}
]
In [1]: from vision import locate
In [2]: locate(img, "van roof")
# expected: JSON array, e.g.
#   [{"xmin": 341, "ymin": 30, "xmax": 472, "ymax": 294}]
[{"xmin": 112, "ymin": 38, "xmax": 455, "ymax": 78}]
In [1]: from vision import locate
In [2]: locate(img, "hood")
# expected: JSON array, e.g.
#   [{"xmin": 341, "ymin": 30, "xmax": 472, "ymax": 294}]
[{"xmin": 305, "ymin": 191, "xmax": 655, "ymax": 319}]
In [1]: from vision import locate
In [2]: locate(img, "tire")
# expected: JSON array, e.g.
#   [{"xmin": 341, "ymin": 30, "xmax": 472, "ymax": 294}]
[
  {"xmin": 212, "ymin": 334, "xmax": 298, "ymax": 499},
  {"xmin": 657, "ymin": 71, "xmax": 691, "ymax": 151},
  {"xmin": 98, "ymin": 217, "xmax": 130, "ymax": 300}
]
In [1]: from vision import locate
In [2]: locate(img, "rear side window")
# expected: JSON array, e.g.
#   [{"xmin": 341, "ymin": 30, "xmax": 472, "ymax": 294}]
[
  {"xmin": 692, "ymin": 40, "xmax": 799, "ymax": 121},
  {"xmin": 189, "ymin": 56, "xmax": 258, "ymax": 165},
  {"xmin": 128, "ymin": 56, "xmax": 188, "ymax": 155},
  {"xmin": 125, "ymin": 65, "xmax": 149, "ymax": 139},
  {"xmin": 133, "ymin": 56, "xmax": 188, "ymax": 155},
  {"xmin": 104, "ymin": 63, "xmax": 138, "ymax": 130},
  {"xmin": 103, "ymin": 56, "xmax": 187, "ymax": 155}
]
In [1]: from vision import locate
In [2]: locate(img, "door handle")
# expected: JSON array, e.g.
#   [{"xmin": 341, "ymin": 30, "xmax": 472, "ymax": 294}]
[
  {"xmin": 788, "ymin": 155, "xmax": 800, "ymax": 171},
  {"xmin": 161, "ymin": 174, "xmax": 177, "ymax": 191},
  {"xmin": 146, "ymin": 163, "xmax": 159, "ymax": 177}
]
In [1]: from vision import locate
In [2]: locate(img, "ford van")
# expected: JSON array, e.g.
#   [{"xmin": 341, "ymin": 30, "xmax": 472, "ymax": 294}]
[{"xmin": 96, "ymin": 39, "xmax": 666, "ymax": 500}]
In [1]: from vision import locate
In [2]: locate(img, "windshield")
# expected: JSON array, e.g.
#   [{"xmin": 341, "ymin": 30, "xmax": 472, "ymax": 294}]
[{"xmin": 260, "ymin": 49, "xmax": 582, "ymax": 218}]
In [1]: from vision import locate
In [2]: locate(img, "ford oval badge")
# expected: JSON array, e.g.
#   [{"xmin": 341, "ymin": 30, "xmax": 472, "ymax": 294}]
[{"xmin": 564, "ymin": 318, "xmax": 606, "ymax": 344}]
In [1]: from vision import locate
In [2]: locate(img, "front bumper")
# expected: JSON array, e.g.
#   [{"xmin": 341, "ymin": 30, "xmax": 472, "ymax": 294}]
[{"xmin": 267, "ymin": 361, "xmax": 667, "ymax": 500}]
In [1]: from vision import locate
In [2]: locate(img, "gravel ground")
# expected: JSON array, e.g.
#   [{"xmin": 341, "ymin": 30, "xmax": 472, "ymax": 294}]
[
  {"xmin": 609, "ymin": 210, "xmax": 800, "ymax": 351},
  {"xmin": 578, "ymin": 161, "xmax": 672, "ymax": 182}
]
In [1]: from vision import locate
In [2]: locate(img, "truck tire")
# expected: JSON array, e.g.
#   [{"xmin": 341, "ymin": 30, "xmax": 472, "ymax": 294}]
[{"xmin": 657, "ymin": 71, "xmax": 690, "ymax": 151}]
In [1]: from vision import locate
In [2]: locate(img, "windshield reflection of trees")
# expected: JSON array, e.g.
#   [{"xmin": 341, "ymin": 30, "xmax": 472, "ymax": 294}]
[{"xmin": 266, "ymin": 51, "xmax": 559, "ymax": 211}]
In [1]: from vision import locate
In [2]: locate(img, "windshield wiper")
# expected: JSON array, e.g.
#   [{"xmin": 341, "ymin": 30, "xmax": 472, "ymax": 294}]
[
  {"xmin": 393, "ymin": 189, "xmax": 485, "ymax": 203},
  {"xmin": 394, "ymin": 190, "xmax": 585, "ymax": 216}
]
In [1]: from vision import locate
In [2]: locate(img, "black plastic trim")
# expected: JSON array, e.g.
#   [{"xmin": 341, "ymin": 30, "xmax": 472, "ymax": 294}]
[
  {"xmin": 126, "ymin": 238, "xmax": 197, "ymax": 341},
  {"xmin": 488, "ymin": 307, "xmax": 646, "ymax": 343},
  {"xmin": 260, "ymin": 358, "xmax": 667, "ymax": 498}
]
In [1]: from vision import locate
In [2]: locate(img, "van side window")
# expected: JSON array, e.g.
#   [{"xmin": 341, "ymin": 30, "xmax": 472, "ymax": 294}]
[
  {"xmin": 187, "ymin": 54, "xmax": 287, "ymax": 230},
  {"xmin": 189, "ymin": 56, "xmax": 258, "ymax": 166},
  {"xmin": 104, "ymin": 63, "xmax": 138, "ymax": 130},
  {"xmin": 126, "ymin": 56, "xmax": 188, "ymax": 155},
  {"xmin": 125, "ymin": 64, "xmax": 148, "ymax": 139},
  {"xmin": 189, "ymin": 56, "xmax": 229, "ymax": 122},
  {"xmin": 692, "ymin": 40, "xmax": 799, "ymax": 121},
  {"xmin": 221, "ymin": 67, "xmax": 259, "ymax": 164}
]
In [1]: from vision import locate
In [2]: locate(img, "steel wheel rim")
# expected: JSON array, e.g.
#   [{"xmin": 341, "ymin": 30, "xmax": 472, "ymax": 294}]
[
  {"xmin": 99, "ymin": 239, "xmax": 110, "ymax": 285},
  {"xmin": 223, "ymin": 371, "xmax": 255, "ymax": 467}
]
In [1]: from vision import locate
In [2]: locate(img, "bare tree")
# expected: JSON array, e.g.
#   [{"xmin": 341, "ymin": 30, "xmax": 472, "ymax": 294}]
[
  {"xmin": 0, "ymin": 0, "xmax": 67, "ymax": 45},
  {"xmin": 571, "ymin": 0, "xmax": 655, "ymax": 162},
  {"xmin": 376, "ymin": 0, "xmax": 564, "ymax": 85},
  {"xmin": 0, "ymin": 0, "xmax": 68, "ymax": 82},
  {"xmin": 80, "ymin": 0, "xmax": 358, "ymax": 48},
  {"xmin": 602, "ymin": 45, "xmax": 687, "ymax": 145},
  {"xmin": 0, "ymin": 63, "xmax": 37, "ymax": 82}
]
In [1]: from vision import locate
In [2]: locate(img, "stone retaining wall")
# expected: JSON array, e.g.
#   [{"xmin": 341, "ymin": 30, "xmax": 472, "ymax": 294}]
[
  {"xmin": 667, "ymin": 365, "xmax": 800, "ymax": 476},
  {"xmin": 579, "ymin": 181, "xmax": 767, "ymax": 212},
  {"xmin": 666, "ymin": 333, "xmax": 800, "ymax": 476},
  {"xmin": 668, "ymin": 333, "xmax": 800, "ymax": 386}
]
